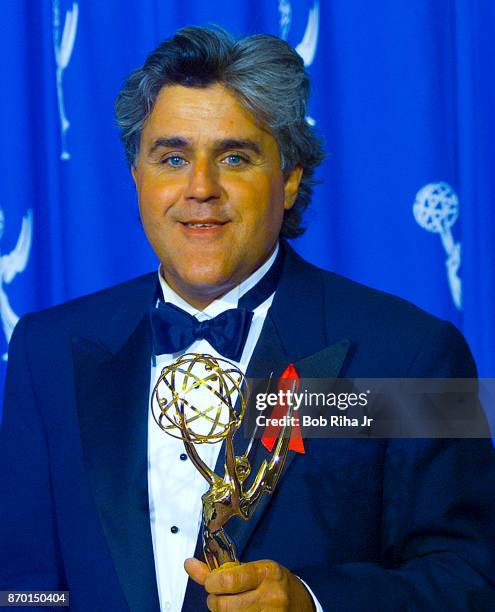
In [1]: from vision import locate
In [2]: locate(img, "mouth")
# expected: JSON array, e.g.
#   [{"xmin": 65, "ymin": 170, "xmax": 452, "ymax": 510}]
[
  {"xmin": 178, "ymin": 219, "xmax": 229, "ymax": 235},
  {"xmin": 182, "ymin": 222, "xmax": 225, "ymax": 228},
  {"xmin": 179, "ymin": 217, "xmax": 228, "ymax": 227}
]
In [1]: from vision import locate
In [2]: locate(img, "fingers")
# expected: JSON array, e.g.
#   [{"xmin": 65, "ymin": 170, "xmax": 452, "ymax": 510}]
[
  {"xmin": 188, "ymin": 559, "xmax": 307, "ymax": 611},
  {"xmin": 206, "ymin": 590, "xmax": 258, "ymax": 612},
  {"xmin": 205, "ymin": 559, "xmax": 284, "ymax": 594},
  {"xmin": 205, "ymin": 575, "xmax": 291, "ymax": 611},
  {"xmin": 184, "ymin": 557, "xmax": 210, "ymax": 585}
]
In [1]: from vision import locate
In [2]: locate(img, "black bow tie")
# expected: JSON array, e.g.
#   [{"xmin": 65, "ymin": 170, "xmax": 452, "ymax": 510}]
[
  {"xmin": 150, "ymin": 245, "xmax": 285, "ymax": 361},
  {"xmin": 150, "ymin": 303, "xmax": 253, "ymax": 361}
]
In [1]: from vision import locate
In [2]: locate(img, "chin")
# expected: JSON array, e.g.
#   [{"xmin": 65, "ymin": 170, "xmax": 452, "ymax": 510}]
[{"xmin": 178, "ymin": 265, "xmax": 235, "ymax": 292}]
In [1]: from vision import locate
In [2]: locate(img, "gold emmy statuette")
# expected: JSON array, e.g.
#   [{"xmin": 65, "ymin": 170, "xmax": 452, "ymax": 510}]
[{"xmin": 151, "ymin": 353, "xmax": 294, "ymax": 570}]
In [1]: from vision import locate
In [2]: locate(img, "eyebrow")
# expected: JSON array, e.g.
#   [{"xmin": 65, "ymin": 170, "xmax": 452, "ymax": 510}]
[
  {"xmin": 148, "ymin": 137, "xmax": 262, "ymax": 156},
  {"xmin": 215, "ymin": 139, "xmax": 262, "ymax": 156},
  {"xmin": 149, "ymin": 137, "xmax": 189, "ymax": 154}
]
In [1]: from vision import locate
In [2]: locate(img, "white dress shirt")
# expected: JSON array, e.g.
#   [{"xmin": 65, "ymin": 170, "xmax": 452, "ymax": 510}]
[{"xmin": 147, "ymin": 245, "xmax": 323, "ymax": 611}]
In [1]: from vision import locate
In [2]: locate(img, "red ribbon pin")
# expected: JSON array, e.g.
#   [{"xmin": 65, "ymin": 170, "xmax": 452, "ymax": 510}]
[{"xmin": 261, "ymin": 363, "xmax": 305, "ymax": 454}]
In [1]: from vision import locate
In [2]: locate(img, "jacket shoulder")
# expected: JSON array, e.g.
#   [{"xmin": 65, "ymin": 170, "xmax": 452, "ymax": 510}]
[
  {"xmin": 299, "ymin": 258, "xmax": 475, "ymax": 377},
  {"xmin": 17, "ymin": 273, "xmax": 156, "ymax": 341},
  {"xmin": 288, "ymin": 247, "xmax": 444, "ymax": 333},
  {"xmin": 320, "ymin": 267, "xmax": 442, "ymax": 331}
]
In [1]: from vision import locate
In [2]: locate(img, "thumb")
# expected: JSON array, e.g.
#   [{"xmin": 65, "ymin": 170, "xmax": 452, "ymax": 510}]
[{"xmin": 184, "ymin": 557, "xmax": 210, "ymax": 585}]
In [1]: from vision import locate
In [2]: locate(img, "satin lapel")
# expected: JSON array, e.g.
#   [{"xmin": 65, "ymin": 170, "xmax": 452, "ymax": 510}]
[
  {"xmin": 73, "ymin": 315, "xmax": 160, "ymax": 612},
  {"xmin": 225, "ymin": 247, "xmax": 352, "ymax": 558}
]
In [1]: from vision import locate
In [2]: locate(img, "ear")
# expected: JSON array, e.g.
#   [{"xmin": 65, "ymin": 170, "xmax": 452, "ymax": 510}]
[{"xmin": 283, "ymin": 165, "xmax": 303, "ymax": 210}]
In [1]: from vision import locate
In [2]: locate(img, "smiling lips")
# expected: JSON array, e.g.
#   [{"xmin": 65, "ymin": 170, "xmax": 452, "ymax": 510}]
[
  {"xmin": 180, "ymin": 217, "xmax": 228, "ymax": 226},
  {"xmin": 184, "ymin": 222, "xmax": 224, "ymax": 228},
  {"xmin": 179, "ymin": 219, "xmax": 229, "ymax": 233}
]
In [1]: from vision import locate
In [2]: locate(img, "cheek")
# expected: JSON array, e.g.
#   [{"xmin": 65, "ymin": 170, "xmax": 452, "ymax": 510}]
[
  {"xmin": 257, "ymin": 178, "xmax": 286, "ymax": 228},
  {"xmin": 234, "ymin": 175, "xmax": 284, "ymax": 219},
  {"xmin": 137, "ymin": 179, "xmax": 181, "ymax": 220}
]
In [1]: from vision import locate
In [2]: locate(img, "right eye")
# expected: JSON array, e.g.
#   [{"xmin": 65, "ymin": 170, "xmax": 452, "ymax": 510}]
[{"xmin": 161, "ymin": 155, "xmax": 187, "ymax": 167}]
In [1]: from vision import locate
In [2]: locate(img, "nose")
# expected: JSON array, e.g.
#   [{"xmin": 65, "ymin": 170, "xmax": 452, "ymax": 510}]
[{"xmin": 184, "ymin": 157, "xmax": 221, "ymax": 203}]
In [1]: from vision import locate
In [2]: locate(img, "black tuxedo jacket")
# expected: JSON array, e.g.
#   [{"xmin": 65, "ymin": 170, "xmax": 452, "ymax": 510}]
[{"xmin": 1, "ymin": 246, "xmax": 495, "ymax": 611}]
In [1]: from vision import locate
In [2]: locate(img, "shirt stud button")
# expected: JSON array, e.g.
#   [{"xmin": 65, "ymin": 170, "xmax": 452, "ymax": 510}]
[
  {"xmin": 171, "ymin": 525, "xmax": 179, "ymax": 534},
  {"xmin": 180, "ymin": 453, "xmax": 187, "ymax": 461}
]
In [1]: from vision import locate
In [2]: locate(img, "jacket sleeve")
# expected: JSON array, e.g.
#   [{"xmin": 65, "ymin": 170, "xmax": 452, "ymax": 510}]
[
  {"xmin": 306, "ymin": 322, "xmax": 495, "ymax": 611},
  {"xmin": 0, "ymin": 315, "xmax": 66, "ymax": 590}
]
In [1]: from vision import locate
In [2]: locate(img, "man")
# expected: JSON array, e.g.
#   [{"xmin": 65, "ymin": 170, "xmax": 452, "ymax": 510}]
[{"xmin": 1, "ymin": 26, "xmax": 494, "ymax": 611}]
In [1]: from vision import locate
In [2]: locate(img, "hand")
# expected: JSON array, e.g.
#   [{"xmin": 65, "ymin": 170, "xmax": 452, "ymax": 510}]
[{"xmin": 184, "ymin": 557, "xmax": 316, "ymax": 611}]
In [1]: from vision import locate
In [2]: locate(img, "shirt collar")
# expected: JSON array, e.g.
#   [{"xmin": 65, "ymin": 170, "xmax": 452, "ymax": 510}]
[{"xmin": 157, "ymin": 243, "xmax": 279, "ymax": 319}]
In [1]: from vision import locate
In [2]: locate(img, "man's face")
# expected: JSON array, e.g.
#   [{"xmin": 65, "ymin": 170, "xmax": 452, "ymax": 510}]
[{"xmin": 132, "ymin": 83, "xmax": 302, "ymax": 308}]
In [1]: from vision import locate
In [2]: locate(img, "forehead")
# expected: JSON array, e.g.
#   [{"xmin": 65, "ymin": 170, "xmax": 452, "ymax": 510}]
[{"xmin": 142, "ymin": 83, "xmax": 272, "ymax": 145}]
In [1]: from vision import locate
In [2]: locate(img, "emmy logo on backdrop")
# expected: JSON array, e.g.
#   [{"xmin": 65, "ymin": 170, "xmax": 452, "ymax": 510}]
[
  {"xmin": 278, "ymin": 0, "xmax": 292, "ymax": 40},
  {"xmin": 413, "ymin": 182, "xmax": 462, "ymax": 310},
  {"xmin": 0, "ymin": 209, "xmax": 33, "ymax": 360},
  {"xmin": 279, "ymin": 0, "xmax": 320, "ymax": 125},
  {"xmin": 52, "ymin": 1, "xmax": 79, "ymax": 161},
  {"xmin": 151, "ymin": 353, "xmax": 294, "ymax": 570}
]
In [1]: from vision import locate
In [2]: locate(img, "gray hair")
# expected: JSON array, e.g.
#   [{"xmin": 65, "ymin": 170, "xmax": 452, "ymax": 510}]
[{"xmin": 115, "ymin": 26, "xmax": 324, "ymax": 238}]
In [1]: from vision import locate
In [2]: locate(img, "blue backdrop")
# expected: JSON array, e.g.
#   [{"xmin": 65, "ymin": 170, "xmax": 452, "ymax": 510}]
[{"xmin": 1, "ymin": 1, "xmax": 494, "ymax": 407}]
